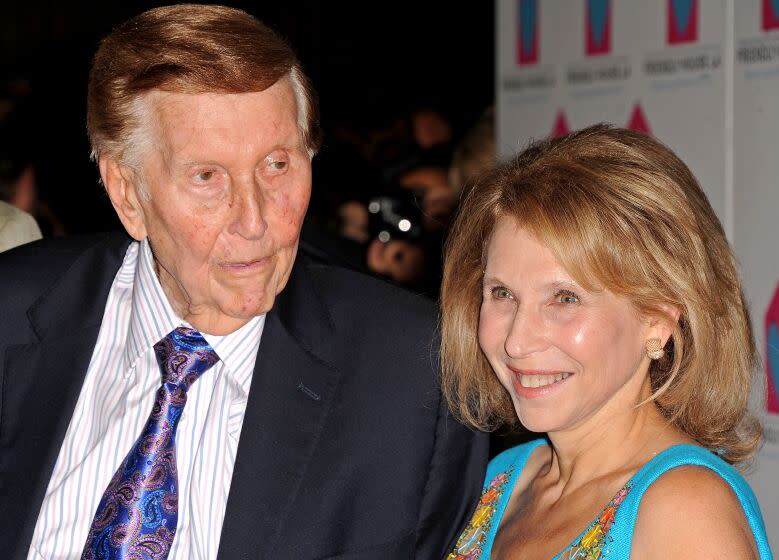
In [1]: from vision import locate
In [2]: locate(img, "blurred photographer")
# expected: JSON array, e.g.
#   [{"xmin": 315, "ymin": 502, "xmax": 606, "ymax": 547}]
[
  {"xmin": 365, "ymin": 188, "xmax": 427, "ymax": 288},
  {"xmin": 325, "ymin": 123, "xmax": 457, "ymax": 296},
  {"xmin": 365, "ymin": 146, "xmax": 456, "ymax": 297}
]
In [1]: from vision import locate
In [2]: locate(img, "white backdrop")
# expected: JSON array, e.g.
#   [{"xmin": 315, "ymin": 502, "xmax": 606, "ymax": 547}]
[{"xmin": 497, "ymin": 0, "xmax": 778, "ymax": 548}]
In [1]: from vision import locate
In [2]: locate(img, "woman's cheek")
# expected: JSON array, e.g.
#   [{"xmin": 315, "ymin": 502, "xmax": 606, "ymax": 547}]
[
  {"xmin": 478, "ymin": 305, "xmax": 505, "ymax": 351},
  {"xmin": 558, "ymin": 316, "xmax": 594, "ymax": 349}
]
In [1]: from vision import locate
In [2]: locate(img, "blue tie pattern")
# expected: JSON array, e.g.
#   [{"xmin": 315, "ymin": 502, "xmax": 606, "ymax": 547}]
[{"xmin": 81, "ymin": 327, "xmax": 219, "ymax": 560}]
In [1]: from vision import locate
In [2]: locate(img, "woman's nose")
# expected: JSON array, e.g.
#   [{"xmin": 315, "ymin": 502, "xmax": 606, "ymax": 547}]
[{"xmin": 504, "ymin": 306, "xmax": 547, "ymax": 358}]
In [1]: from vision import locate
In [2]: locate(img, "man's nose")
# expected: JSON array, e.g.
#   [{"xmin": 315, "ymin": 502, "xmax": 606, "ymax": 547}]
[
  {"xmin": 504, "ymin": 306, "xmax": 547, "ymax": 358},
  {"xmin": 230, "ymin": 181, "xmax": 268, "ymax": 240}
]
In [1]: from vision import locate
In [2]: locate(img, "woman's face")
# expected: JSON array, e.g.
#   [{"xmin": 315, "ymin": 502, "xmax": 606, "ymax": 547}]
[{"xmin": 478, "ymin": 217, "xmax": 654, "ymax": 435}]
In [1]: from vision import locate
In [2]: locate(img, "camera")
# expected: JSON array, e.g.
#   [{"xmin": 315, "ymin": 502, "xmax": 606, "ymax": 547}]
[{"xmin": 367, "ymin": 190, "xmax": 424, "ymax": 243}]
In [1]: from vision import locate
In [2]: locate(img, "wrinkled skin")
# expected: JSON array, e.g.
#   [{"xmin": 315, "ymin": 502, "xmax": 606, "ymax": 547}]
[{"xmin": 103, "ymin": 79, "xmax": 312, "ymax": 335}]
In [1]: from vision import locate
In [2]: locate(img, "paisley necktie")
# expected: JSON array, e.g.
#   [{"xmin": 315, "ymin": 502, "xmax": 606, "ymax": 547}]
[{"xmin": 81, "ymin": 326, "xmax": 219, "ymax": 560}]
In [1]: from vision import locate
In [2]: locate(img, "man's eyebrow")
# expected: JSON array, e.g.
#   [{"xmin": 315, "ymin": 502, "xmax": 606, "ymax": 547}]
[{"xmin": 178, "ymin": 159, "xmax": 223, "ymax": 166}]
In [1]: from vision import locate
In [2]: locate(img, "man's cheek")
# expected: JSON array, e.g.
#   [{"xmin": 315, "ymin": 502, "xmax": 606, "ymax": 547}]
[{"xmin": 272, "ymin": 192, "xmax": 308, "ymax": 231}]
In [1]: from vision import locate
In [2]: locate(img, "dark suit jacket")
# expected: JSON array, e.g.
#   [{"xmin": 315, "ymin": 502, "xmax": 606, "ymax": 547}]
[{"xmin": 0, "ymin": 232, "xmax": 488, "ymax": 559}]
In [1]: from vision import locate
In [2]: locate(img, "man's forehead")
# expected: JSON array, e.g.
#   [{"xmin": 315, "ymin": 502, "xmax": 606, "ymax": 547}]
[
  {"xmin": 148, "ymin": 82, "xmax": 296, "ymax": 121},
  {"xmin": 144, "ymin": 83, "xmax": 302, "ymax": 155}
]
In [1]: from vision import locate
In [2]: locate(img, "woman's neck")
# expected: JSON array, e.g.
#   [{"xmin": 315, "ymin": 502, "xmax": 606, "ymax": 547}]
[{"xmin": 539, "ymin": 381, "xmax": 691, "ymax": 499}]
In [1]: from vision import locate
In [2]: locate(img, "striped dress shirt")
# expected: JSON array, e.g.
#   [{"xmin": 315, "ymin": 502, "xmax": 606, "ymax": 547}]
[{"xmin": 28, "ymin": 239, "xmax": 265, "ymax": 560}]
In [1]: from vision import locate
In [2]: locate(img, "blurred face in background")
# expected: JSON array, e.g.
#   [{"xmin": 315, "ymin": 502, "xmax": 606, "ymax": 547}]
[{"xmin": 399, "ymin": 166, "xmax": 456, "ymax": 231}]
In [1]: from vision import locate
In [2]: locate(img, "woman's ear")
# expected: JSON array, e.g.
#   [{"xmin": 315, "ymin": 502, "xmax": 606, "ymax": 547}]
[
  {"xmin": 100, "ymin": 155, "xmax": 148, "ymax": 241},
  {"xmin": 646, "ymin": 302, "xmax": 681, "ymax": 347}
]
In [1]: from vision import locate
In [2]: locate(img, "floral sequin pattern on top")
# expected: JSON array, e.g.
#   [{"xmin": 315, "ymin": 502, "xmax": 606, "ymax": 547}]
[
  {"xmin": 558, "ymin": 481, "xmax": 632, "ymax": 560},
  {"xmin": 447, "ymin": 466, "xmax": 515, "ymax": 560}
]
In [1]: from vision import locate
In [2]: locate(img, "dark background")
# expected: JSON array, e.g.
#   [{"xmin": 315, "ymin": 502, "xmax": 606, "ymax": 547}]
[{"xmin": 1, "ymin": 1, "xmax": 495, "ymax": 234}]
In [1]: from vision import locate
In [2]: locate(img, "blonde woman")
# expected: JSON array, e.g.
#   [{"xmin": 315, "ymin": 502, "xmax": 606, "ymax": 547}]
[{"xmin": 442, "ymin": 125, "xmax": 772, "ymax": 559}]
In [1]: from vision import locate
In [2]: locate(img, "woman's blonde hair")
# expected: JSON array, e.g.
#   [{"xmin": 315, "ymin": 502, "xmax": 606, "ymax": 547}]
[{"xmin": 440, "ymin": 124, "xmax": 761, "ymax": 465}]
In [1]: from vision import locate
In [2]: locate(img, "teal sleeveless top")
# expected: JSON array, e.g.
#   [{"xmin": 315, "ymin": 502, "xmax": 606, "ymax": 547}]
[{"xmin": 447, "ymin": 439, "xmax": 773, "ymax": 560}]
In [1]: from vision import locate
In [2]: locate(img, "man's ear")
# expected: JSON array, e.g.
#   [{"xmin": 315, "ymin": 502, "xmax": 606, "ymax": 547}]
[{"xmin": 100, "ymin": 155, "xmax": 148, "ymax": 241}]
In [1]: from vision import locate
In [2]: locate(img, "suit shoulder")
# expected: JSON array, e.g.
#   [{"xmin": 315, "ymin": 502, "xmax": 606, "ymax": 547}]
[
  {"xmin": 299, "ymin": 250, "xmax": 436, "ymax": 323},
  {"xmin": 0, "ymin": 232, "xmax": 130, "ymax": 310}
]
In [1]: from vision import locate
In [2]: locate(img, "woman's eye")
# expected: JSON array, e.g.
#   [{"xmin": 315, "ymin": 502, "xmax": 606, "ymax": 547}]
[
  {"xmin": 491, "ymin": 286, "xmax": 513, "ymax": 300},
  {"xmin": 556, "ymin": 290, "xmax": 579, "ymax": 304}
]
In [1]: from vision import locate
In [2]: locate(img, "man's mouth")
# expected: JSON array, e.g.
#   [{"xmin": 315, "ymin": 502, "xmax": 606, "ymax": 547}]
[{"xmin": 220, "ymin": 257, "xmax": 272, "ymax": 271}]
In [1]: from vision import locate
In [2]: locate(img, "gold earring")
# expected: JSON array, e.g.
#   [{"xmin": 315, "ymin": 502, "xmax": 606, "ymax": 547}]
[{"xmin": 646, "ymin": 338, "xmax": 665, "ymax": 360}]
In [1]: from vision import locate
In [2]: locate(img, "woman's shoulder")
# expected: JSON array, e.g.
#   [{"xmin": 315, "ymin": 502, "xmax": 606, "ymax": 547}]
[
  {"xmin": 484, "ymin": 438, "xmax": 548, "ymax": 482},
  {"xmin": 628, "ymin": 444, "xmax": 765, "ymax": 527},
  {"xmin": 609, "ymin": 444, "xmax": 772, "ymax": 559},
  {"xmin": 632, "ymin": 465, "xmax": 759, "ymax": 558},
  {"xmin": 445, "ymin": 439, "xmax": 550, "ymax": 560}
]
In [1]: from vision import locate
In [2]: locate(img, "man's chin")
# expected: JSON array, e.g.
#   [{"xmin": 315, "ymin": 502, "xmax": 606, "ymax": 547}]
[
  {"xmin": 224, "ymin": 292, "xmax": 275, "ymax": 320},
  {"xmin": 177, "ymin": 291, "xmax": 273, "ymax": 335},
  {"xmin": 190, "ymin": 309, "xmax": 267, "ymax": 336}
]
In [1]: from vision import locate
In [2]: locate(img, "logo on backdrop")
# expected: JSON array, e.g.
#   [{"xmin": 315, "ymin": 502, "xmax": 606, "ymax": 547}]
[
  {"xmin": 586, "ymin": 0, "xmax": 611, "ymax": 56},
  {"xmin": 517, "ymin": 0, "xmax": 539, "ymax": 65},
  {"xmin": 763, "ymin": 0, "xmax": 779, "ymax": 31},
  {"xmin": 551, "ymin": 111, "xmax": 570, "ymax": 137},
  {"xmin": 627, "ymin": 103, "xmax": 651, "ymax": 134},
  {"xmin": 668, "ymin": 0, "xmax": 698, "ymax": 45},
  {"xmin": 766, "ymin": 282, "xmax": 779, "ymax": 414}
]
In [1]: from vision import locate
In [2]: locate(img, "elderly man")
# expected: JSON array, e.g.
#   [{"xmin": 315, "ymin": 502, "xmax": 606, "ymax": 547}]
[{"xmin": 0, "ymin": 5, "xmax": 487, "ymax": 559}]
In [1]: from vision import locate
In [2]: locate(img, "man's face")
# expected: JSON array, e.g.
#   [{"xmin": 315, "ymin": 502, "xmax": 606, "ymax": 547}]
[{"xmin": 112, "ymin": 80, "xmax": 311, "ymax": 335}]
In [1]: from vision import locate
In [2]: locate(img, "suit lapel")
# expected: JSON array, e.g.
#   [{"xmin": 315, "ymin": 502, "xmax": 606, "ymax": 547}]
[
  {"xmin": 0, "ymin": 234, "xmax": 130, "ymax": 558},
  {"xmin": 218, "ymin": 255, "xmax": 342, "ymax": 558}
]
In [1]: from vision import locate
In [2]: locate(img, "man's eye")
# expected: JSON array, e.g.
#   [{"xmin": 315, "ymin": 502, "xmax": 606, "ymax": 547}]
[
  {"xmin": 264, "ymin": 153, "xmax": 289, "ymax": 175},
  {"xmin": 194, "ymin": 170, "xmax": 216, "ymax": 182},
  {"xmin": 491, "ymin": 286, "xmax": 513, "ymax": 300},
  {"xmin": 265, "ymin": 159, "xmax": 289, "ymax": 176},
  {"xmin": 556, "ymin": 290, "xmax": 579, "ymax": 304}
]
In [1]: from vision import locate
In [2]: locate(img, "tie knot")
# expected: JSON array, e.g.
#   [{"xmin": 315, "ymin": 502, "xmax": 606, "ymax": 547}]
[{"xmin": 153, "ymin": 326, "xmax": 220, "ymax": 389}]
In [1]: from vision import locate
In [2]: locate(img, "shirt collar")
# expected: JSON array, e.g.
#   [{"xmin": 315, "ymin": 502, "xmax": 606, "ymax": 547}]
[
  {"xmin": 124, "ymin": 239, "xmax": 182, "ymax": 371},
  {"xmin": 201, "ymin": 314, "xmax": 264, "ymax": 389}
]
